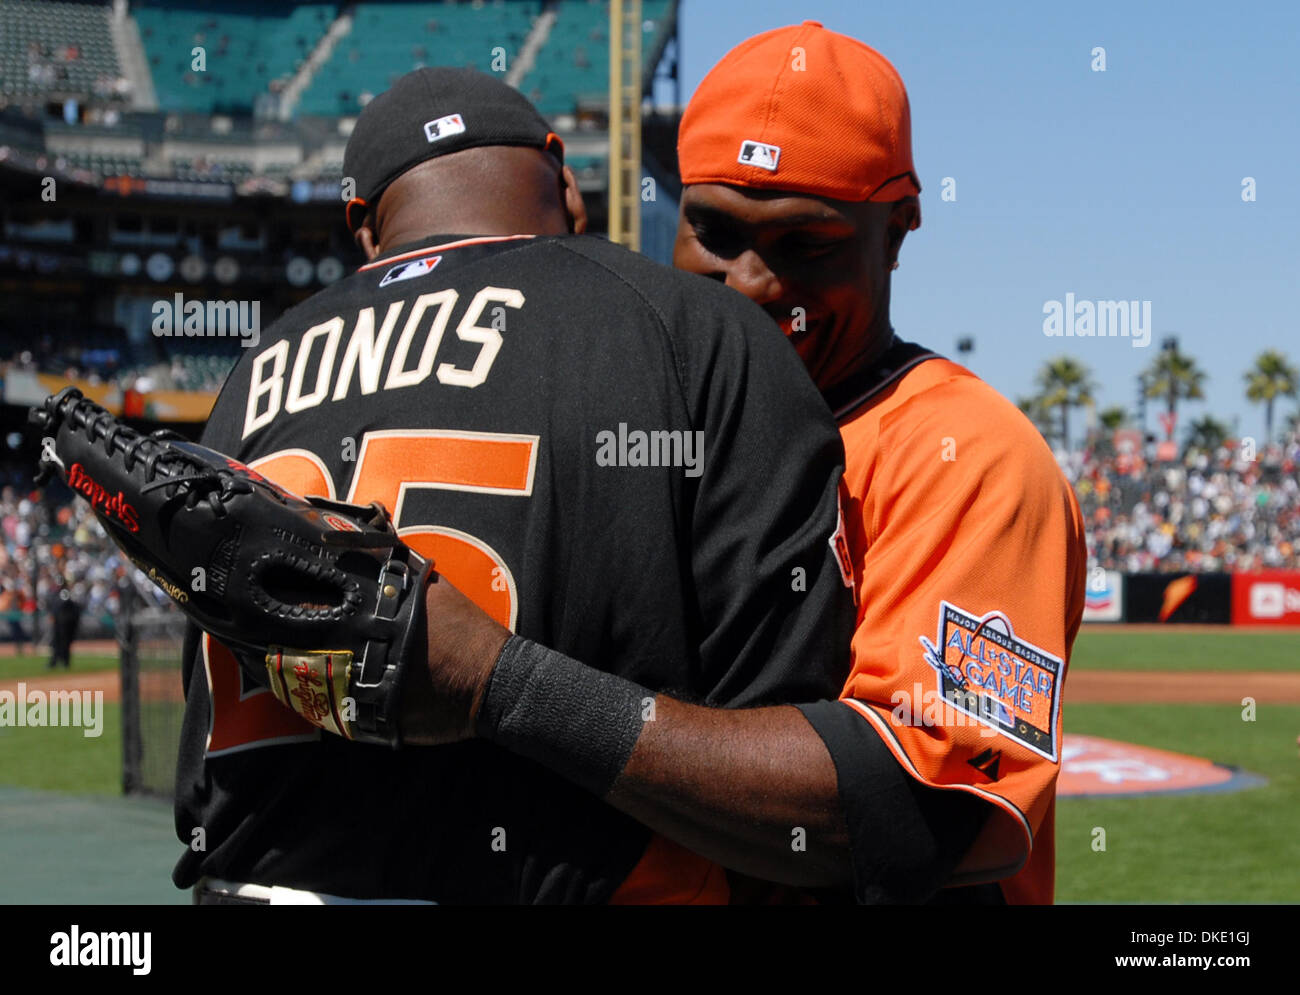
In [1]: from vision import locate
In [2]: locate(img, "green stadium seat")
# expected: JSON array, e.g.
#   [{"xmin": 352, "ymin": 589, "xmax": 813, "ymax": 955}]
[
  {"xmin": 297, "ymin": 1, "xmax": 542, "ymax": 118},
  {"xmin": 519, "ymin": 0, "xmax": 672, "ymax": 119},
  {"xmin": 134, "ymin": 1, "xmax": 334, "ymax": 115}
]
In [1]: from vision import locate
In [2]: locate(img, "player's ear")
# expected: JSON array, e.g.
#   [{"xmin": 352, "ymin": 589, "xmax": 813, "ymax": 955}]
[
  {"xmin": 884, "ymin": 196, "xmax": 918, "ymax": 265},
  {"xmin": 561, "ymin": 165, "xmax": 587, "ymax": 234},
  {"xmin": 353, "ymin": 221, "xmax": 381, "ymax": 262}
]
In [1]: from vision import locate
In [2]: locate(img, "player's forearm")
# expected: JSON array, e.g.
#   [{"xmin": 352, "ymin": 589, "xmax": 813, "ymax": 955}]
[
  {"xmin": 607, "ymin": 695, "xmax": 852, "ymax": 888},
  {"xmin": 471, "ymin": 634, "xmax": 852, "ymax": 889}
]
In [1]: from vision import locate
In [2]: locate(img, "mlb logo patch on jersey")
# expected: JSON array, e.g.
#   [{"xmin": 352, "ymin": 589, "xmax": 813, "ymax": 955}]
[
  {"xmin": 424, "ymin": 113, "xmax": 466, "ymax": 143},
  {"xmin": 737, "ymin": 140, "xmax": 781, "ymax": 172},
  {"xmin": 918, "ymin": 601, "xmax": 1063, "ymax": 761},
  {"xmin": 378, "ymin": 256, "xmax": 441, "ymax": 287}
]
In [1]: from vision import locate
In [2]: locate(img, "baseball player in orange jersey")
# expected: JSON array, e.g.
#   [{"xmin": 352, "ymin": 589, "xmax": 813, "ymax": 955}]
[
  {"xmin": 409, "ymin": 24, "xmax": 1087, "ymax": 903},
  {"xmin": 669, "ymin": 21, "xmax": 1089, "ymax": 903}
]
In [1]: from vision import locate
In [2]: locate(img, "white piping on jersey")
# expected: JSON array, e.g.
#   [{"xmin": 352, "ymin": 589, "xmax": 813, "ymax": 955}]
[
  {"xmin": 842, "ymin": 696, "xmax": 1034, "ymax": 881},
  {"xmin": 831, "ymin": 351, "xmax": 938, "ymax": 422},
  {"xmin": 359, "ymin": 234, "xmax": 537, "ymax": 272}
]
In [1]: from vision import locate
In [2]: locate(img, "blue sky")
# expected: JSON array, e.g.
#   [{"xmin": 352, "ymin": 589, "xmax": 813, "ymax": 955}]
[{"xmin": 671, "ymin": 0, "xmax": 1300, "ymax": 441}]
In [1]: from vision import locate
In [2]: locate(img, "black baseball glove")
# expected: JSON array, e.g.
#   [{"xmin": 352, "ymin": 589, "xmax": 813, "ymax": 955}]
[{"xmin": 31, "ymin": 386, "xmax": 431, "ymax": 747}]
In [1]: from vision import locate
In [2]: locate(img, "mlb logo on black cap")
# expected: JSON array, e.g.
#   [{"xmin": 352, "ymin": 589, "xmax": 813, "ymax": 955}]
[
  {"xmin": 424, "ymin": 113, "xmax": 466, "ymax": 143},
  {"xmin": 737, "ymin": 140, "xmax": 780, "ymax": 172},
  {"xmin": 344, "ymin": 68, "xmax": 562, "ymax": 218}
]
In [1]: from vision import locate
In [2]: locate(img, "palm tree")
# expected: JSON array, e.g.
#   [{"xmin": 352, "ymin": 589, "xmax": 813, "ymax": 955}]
[
  {"xmin": 1035, "ymin": 357, "xmax": 1096, "ymax": 451},
  {"xmin": 1085, "ymin": 405, "xmax": 1129, "ymax": 458},
  {"xmin": 1098, "ymin": 406, "xmax": 1128, "ymax": 432},
  {"xmin": 1244, "ymin": 350, "xmax": 1299, "ymax": 444},
  {"xmin": 1184, "ymin": 414, "xmax": 1230, "ymax": 456},
  {"xmin": 1143, "ymin": 344, "xmax": 1206, "ymax": 439},
  {"xmin": 1284, "ymin": 410, "xmax": 1300, "ymax": 441}
]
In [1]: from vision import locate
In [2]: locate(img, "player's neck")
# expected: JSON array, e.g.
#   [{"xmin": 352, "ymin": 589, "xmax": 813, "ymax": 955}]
[{"xmin": 376, "ymin": 213, "xmax": 568, "ymax": 257}]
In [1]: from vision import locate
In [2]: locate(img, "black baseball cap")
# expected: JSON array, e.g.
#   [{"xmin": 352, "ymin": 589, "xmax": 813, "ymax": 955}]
[{"xmin": 343, "ymin": 67, "xmax": 565, "ymax": 233}]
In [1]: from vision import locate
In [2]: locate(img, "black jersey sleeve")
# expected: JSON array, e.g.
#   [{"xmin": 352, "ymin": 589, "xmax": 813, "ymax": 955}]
[
  {"xmin": 548, "ymin": 239, "xmax": 854, "ymax": 707},
  {"xmin": 796, "ymin": 699, "xmax": 993, "ymax": 903},
  {"xmin": 665, "ymin": 275, "xmax": 855, "ymax": 706}
]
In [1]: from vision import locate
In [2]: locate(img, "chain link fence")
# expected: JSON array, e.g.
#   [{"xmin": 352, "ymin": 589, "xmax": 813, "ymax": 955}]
[{"xmin": 119, "ymin": 590, "xmax": 187, "ymax": 797}]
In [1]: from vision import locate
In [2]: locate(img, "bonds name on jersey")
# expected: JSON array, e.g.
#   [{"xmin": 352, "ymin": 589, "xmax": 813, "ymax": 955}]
[{"xmin": 173, "ymin": 232, "xmax": 855, "ymax": 904}]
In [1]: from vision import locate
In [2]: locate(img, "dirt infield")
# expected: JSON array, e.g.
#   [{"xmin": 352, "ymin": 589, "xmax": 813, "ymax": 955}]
[
  {"xmin": 0, "ymin": 669, "xmax": 183, "ymax": 703},
  {"xmin": 1082, "ymin": 624, "xmax": 1300, "ymax": 634},
  {"xmin": 1066, "ymin": 670, "xmax": 1300, "ymax": 704},
  {"xmin": 4, "ymin": 667, "xmax": 1298, "ymax": 706},
  {"xmin": 0, "ymin": 639, "xmax": 120, "ymax": 657}
]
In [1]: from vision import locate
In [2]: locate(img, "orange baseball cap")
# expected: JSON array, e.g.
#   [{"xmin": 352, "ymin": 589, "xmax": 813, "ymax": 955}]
[{"xmin": 678, "ymin": 21, "xmax": 921, "ymax": 227}]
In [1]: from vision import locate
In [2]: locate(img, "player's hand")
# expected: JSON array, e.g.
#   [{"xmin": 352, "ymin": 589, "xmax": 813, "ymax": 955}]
[{"xmin": 399, "ymin": 573, "xmax": 511, "ymax": 746}]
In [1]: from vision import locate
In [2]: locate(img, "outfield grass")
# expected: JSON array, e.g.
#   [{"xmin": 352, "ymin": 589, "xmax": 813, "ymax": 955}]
[
  {"xmin": 0, "ymin": 652, "xmax": 119, "ymax": 680},
  {"xmin": 0, "ymin": 701, "xmax": 121, "ymax": 795},
  {"xmin": 1057, "ymin": 702, "xmax": 1300, "ymax": 903},
  {"xmin": 1071, "ymin": 628, "xmax": 1300, "ymax": 671}
]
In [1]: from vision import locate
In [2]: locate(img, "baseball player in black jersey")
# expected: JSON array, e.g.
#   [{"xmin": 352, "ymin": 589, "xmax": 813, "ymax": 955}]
[{"xmin": 174, "ymin": 68, "xmax": 854, "ymax": 904}]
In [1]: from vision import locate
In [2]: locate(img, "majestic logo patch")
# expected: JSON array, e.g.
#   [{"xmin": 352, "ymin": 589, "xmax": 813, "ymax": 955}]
[
  {"xmin": 919, "ymin": 601, "xmax": 1063, "ymax": 761},
  {"xmin": 737, "ymin": 140, "xmax": 781, "ymax": 172},
  {"xmin": 423, "ymin": 114, "xmax": 465, "ymax": 143},
  {"xmin": 967, "ymin": 748, "xmax": 1001, "ymax": 780},
  {"xmin": 378, "ymin": 256, "xmax": 441, "ymax": 288}
]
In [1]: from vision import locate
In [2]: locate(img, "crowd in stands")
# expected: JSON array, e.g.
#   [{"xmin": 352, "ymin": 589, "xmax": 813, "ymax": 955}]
[
  {"xmin": 1, "ymin": 0, "xmax": 128, "ymax": 108},
  {"xmin": 3, "ymin": 341, "xmax": 235, "ymax": 396},
  {"xmin": 23, "ymin": 40, "xmax": 131, "ymax": 102},
  {"xmin": 1063, "ymin": 432, "xmax": 1300, "ymax": 573},
  {"xmin": 0, "ymin": 483, "xmax": 172, "ymax": 650}
]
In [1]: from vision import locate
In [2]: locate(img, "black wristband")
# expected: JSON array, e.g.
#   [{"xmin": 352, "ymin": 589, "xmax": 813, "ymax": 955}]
[{"xmin": 475, "ymin": 634, "xmax": 651, "ymax": 797}]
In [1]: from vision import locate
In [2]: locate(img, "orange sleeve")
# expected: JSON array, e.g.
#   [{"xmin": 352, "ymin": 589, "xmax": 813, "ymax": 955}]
[{"xmin": 837, "ymin": 362, "xmax": 1087, "ymax": 903}]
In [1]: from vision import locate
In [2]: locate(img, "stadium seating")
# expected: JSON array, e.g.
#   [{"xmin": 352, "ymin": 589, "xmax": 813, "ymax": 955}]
[
  {"xmin": 134, "ymin": 1, "xmax": 334, "ymax": 114},
  {"xmin": 157, "ymin": 349, "xmax": 238, "ymax": 392},
  {"xmin": 297, "ymin": 1, "xmax": 540, "ymax": 117},
  {"xmin": 520, "ymin": 0, "xmax": 671, "ymax": 116},
  {"xmin": 0, "ymin": 0, "xmax": 123, "ymax": 104},
  {"xmin": 0, "ymin": 320, "xmax": 141, "ymax": 377},
  {"xmin": 51, "ymin": 150, "xmax": 144, "ymax": 178}
]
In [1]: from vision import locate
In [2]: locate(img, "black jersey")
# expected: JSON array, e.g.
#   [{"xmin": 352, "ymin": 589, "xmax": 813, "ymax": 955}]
[{"xmin": 172, "ymin": 232, "xmax": 855, "ymax": 903}]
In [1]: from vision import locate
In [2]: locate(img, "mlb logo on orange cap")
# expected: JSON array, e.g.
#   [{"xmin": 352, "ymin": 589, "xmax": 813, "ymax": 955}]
[
  {"xmin": 737, "ymin": 139, "xmax": 780, "ymax": 172},
  {"xmin": 423, "ymin": 113, "xmax": 466, "ymax": 143}
]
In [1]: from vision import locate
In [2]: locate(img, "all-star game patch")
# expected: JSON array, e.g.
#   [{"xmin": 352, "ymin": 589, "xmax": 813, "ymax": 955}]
[{"xmin": 919, "ymin": 601, "xmax": 1063, "ymax": 761}]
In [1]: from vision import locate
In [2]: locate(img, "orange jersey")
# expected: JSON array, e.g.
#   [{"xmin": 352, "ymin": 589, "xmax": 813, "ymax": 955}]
[{"xmin": 829, "ymin": 343, "xmax": 1087, "ymax": 904}]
